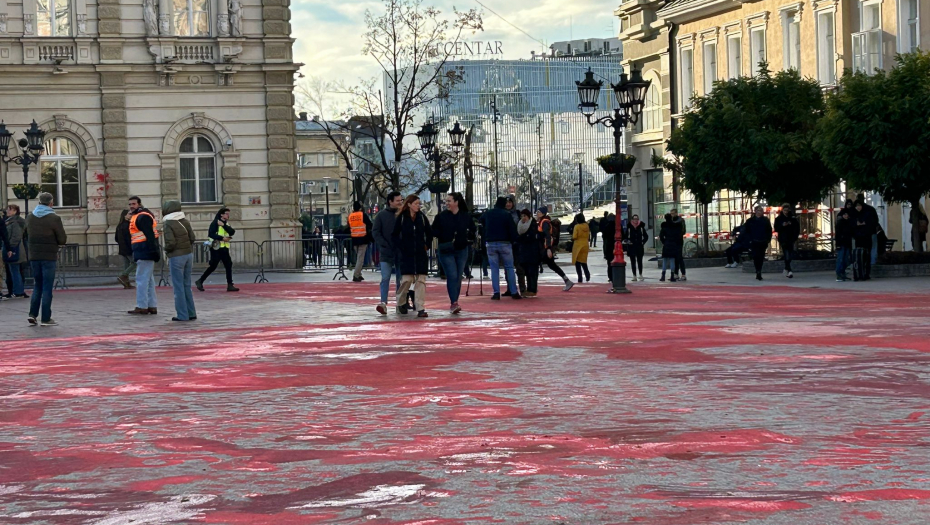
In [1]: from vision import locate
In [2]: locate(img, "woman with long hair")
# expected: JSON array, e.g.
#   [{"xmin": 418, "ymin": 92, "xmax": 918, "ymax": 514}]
[
  {"xmin": 571, "ymin": 213, "xmax": 590, "ymax": 283},
  {"xmin": 392, "ymin": 195, "xmax": 433, "ymax": 317},
  {"xmin": 432, "ymin": 192, "xmax": 474, "ymax": 314},
  {"xmin": 516, "ymin": 209, "xmax": 540, "ymax": 296},
  {"xmin": 625, "ymin": 213, "xmax": 648, "ymax": 281}
]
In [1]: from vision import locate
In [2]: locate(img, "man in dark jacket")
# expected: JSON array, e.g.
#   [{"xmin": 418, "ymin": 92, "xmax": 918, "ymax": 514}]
[
  {"xmin": 773, "ymin": 204, "xmax": 801, "ymax": 278},
  {"xmin": 835, "ymin": 208, "xmax": 853, "ymax": 281},
  {"xmin": 853, "ymin": 200, "xmax": 875, "ymax": 281},
  {"xmin": 25, "ymin": 192, "xmax": 67, "ymax": 325},
  {"xmin": 743, "ymin": 206, "xmax": 773, "ymax": 281},
  {"xmin": 372, "ymin": 191, "xmax": 403, "ymax": 314},
  {"xmin": 599, "ymin": 212, "xmax": 610, "ymax": 246},
  {"xmin": 588, "ymin": 217, "xmax": 600, "ymax": 247},
  {"xmin": 856, "ymin": 193, "xmax": 881, "ymax": 265},
  {"xmin": 668, "ymin": 209, "xmax": 687, "ymax": 281},
  {"xmin": 0, "ymin": 212, "xmax": 8, "ymax": 298},
  {"xmin": 481, "ymin": 196, "xmax": 521, "ymax": 300},
  {"xmin": 115, "ymin": 209, "xmax": 135, "ymax": 289},
  {"xmin": 128, "ymin": 196, "xmax": 161, "ymax": 314}
]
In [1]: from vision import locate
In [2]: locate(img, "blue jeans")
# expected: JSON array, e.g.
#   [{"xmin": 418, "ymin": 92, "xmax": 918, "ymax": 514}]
[
  {"xmin": 9, "ymin": 262, "xmax": 24, "ymax": 296},
  {"xmin": 836, "ymin": 246, "xmax": 850, "ymax": 277},
  {"xmin": 169, "ymin": 253, "xmax": 196, "ymax": 320},
  {"xmin": 438, "ymin": 248, "xmax": 469, "ymax": 304},
  {"xmin": 29, "ymin": 260, "xmax": 56, "ymax": 322},
  {"xmin": 379, "ymin": 260, "xmax": 401, "ymax": 304},
  {"xmin": 486, "ymin": 242, "xmax": 517, "ymax": 295},
  {"xmin": 135, "ymin": 259, "xmax": 157, "ymax": 309},
  {"xmin": 661, "ymin": 257, "xmax": 676, "ymax": 274},
  {"xmin": 871, "ymin": 233, "xmax": 878, "ymax": 265}
]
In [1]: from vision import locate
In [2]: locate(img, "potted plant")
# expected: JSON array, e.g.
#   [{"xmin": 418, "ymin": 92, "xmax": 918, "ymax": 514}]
[
  {"xmin": 596, "ymin": 153, "xmax": 637, "ymax": 174},
  {"xmin": 427, "ymin": 178, "xmax": 451, "ymax": 194},
  {"xmin": 11, "ymin": 184, "xmax": 40, "ymax": 200}
]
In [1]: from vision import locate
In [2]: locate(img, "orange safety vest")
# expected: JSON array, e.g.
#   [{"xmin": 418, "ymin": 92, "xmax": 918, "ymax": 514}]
[
  {"xmin": 537, "ymin": 217, "xmax": 553, "ymax": 248},
  {"xmin": 129, "ymin": 211, "xmax": 159, "ymax": 244},
  {"xmin": 348, "ymin": 211, "xmax": 366, "ymax": 238}
]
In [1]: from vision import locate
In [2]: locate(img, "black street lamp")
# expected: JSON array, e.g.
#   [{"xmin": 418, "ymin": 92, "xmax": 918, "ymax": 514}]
[
  {"xmin": 576, "ymin": 67, "xmax": 650, "ymax": 293},
  {"xmin": 418, "ymin": 120, "xmax": 464, "ymax": 212},
  {"xmin": 0, "ymin": 120, "xmax": 47, "ymax": 214}
]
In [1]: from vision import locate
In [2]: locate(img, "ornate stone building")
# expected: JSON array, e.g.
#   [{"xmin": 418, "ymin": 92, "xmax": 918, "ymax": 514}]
[{"xmin": 0, "ymin": 0, "xmax": 300, "ymax": 244}]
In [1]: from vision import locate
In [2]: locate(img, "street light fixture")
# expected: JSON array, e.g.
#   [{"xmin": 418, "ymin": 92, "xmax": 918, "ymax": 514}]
[
  {"xmin": 448, "ymin": 122, "xmax": 466, "ymax": 151},
  {"xmin": 0, "ymin": 120, "xmax": 47, "ymax": 214},
  {"xmin": 575, "ymin": 66, "xmax": 650, "ymax": 293},
  {"xmin": 418, "ymin": 120, "xmax": 463, "ymax": 212}
]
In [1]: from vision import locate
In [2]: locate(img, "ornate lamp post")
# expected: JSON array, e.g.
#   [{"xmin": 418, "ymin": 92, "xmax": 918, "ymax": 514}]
[
  {"xmin": 0, "ymin": 120, "xmax": 46, "ymax": 214},
  {"xmin": 417, "ymin": 120, "xmax": 465, "ymax": 212},
  {"xmin": 576, "ymin": 67, "xmax": 650, "ymax": 293}
]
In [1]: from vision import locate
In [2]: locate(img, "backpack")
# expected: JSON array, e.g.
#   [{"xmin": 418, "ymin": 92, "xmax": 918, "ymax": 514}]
[{"xmin": 551, "ymin": 219, "xmax": 562, "ymax": 251}]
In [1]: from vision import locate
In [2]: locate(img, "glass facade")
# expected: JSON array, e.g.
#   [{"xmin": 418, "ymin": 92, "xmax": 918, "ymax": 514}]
[{"xmin": 422, "ymin": 55, "xmax": 626, "ymax": 212}]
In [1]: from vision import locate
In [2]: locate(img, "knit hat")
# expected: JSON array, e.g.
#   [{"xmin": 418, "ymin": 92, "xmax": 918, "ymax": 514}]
[{"xmin": 537, "ymin": 206, "xmax": 548, "ymax": 215}]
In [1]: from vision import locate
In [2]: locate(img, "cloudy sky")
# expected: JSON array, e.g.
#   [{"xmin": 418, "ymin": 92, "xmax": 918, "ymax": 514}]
[{"xmin": 291, "ymin": 0, "xmax": 618, "ymax": 87}]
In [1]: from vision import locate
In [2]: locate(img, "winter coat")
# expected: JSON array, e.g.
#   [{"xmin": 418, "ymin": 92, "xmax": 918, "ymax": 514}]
[
  {"xmin": 115, "ymin": 214, "xmax": 133, "ymax": 257},
  {"xmin": 392, "ymin": 210, "xmax": 433, "ymax": 275},
  {"xmin": 0, "ymin": 218, "xmax": 9, "ymax": 259},
  {"xmin": 207, "ymin": 212, "xmax": 236, "ymax": 246},
  {"xmin": 659, "ymin": 220, "xmax": 682, "ymax": 259},
  {"xmin": 773, "ymin": 213, "xmax": 800, "ymax": 246},
  {"xmin": 516, "ymin": 219, "xmax": 540, "ymax": 266},
  {"xmin": 588, "ymin": 218, "xmax": 600, "ymax": 235},
  {"xmin": 162, "ymin": 201, "xmax": 196, "ymax": 258},
  {"xmin": 25, "ymin": 207, "xmax": 67, "ymax": 261},
  {"xmin": 743, "ymin": 215, "xmax": 773, "ymax": 246},
  {"xmin": 4, "ymin": 214, "xmax": 26, "ymax": 264},
  {"xmin": 601, "ymin": 217, "xmax": 616, "ymax": 261},
  {"xmin": 481, "ymin": 205, "xmax": 518, "ymax": 244},
  {"xmin": 625, "ymin": 221, "xmax": 648, "ymax": 247},
  {"xmin": 372, "ymin": 207, "xmax": 398, "ymax": 264},
  {"xmin": 130, "ymin": 208, "xmax": 160, "ymax": 262},
  {"xmin": 835, "ymin": 215, "xmax": 853, "ymax": 249},
  {"xmin": 854, "ymin": 214, "xmax": 874, "ymax": 247},
  {"xmin": 571, "ymin": 222, "xmax": 590, "ymax": 264},
  {"xmin": 432, "ymin": 209, "xmax": 475, "ymax": 251}
]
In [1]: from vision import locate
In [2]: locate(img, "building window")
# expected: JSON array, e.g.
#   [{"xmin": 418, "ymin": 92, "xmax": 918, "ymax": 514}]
[
  {"xmin": 174, "ymin": 0, "xmax": 210, "ymax": 37},
  {"xmin": 680, "ymin": 48, "xmax": 694, "ymax": 109},
  {"xmin": 817, "ymin": 11, "xmax": 836, "ymax": 84},
  {"xmin": 40, "ymin": 137, "xmax": 80, "ymax": 208},
  {"xmin": 299, "ymin": 152, "xmax": 339, "ymax": 168},
  {"xmin": 750, "ymin": 28, "xmax": 766, "ymax": 76},
  {"xmin": 641, "ymin": 78, "xmax": 662, "ymax": 131},
  {"xmin": 37, "ymin": 0, "xmax": 72, "ymax": 37},
  {"xmin": 900, "ymin": 0, "xmax": 920, "ymax": 52},
  {"xmin": 703, "ymin": 41, "xmax": 717, "ymax": 94},
  {"xmin": 179, "ymin": 134, "xmax": 217, "ymax": 203},
  {"xmin": 603, "ymin": 41, "xmax": 611, "ymax": 53},
  {"xmin": 783, "ymin": 11, "xmax": 801, "ymax": 72},
  {"xmin": 584, "ymin": 41, "xmax": 592, "ymax": 52},
  {"xmin": 727, "ymin": 35, "xmax": 742, "ymax": 79},
  {"xmin": 853, "ymin": 1, "xmax": 882, "ymax": 72}
]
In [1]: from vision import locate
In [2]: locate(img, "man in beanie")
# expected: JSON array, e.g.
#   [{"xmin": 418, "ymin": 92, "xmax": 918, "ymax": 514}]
[
  {"xmin": 25, "ymin": 192, "xmax": 67, "ymax": 326},
  {"xmin": 535, "ymin": 206, "xmax": 573, "ymax": 291}
]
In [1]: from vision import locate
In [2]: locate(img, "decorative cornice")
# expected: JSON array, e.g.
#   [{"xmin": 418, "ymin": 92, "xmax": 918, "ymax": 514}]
[
  {"xmin": 723, "ymin": 20, "xmax": 742, "ymax": 35},
  {"xmin": 779, "ymin": 2, "xmax": 804, "ymax": 22},
  {"xmin": 812, "ymin": 0, "xmax": 839, "ymax": 10},
  {"xmin": 746, "ymin": 11, "xmax": 770, "ymax": 28},
  {"xmin": 658, "ymin": 0, "xmax": 742, "ymax": 23},
  {"xmin": 699, "ymin": 27, "xmax": 720, "ymax": 41},
  {"xmin": 677, "ymin": 32, "xmax": 697, "ymax": 48}
]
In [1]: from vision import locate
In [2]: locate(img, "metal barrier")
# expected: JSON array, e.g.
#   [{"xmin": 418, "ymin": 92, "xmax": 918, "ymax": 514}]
[{"xmin": 261, "ymin": 237, "xmax": 380, "ymax": 281}]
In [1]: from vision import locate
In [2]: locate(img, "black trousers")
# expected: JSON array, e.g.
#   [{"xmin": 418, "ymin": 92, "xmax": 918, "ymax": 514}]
[
  {"xmin": 200, "ymin": 247, "xmax": 234, "ymax": 284},
  {"xmin": 725, "ymin": 245, "xmax": 745, "ymax": 265},
  {"xmin": 674, "ymin": 255, "xmax": 687, "ymax": 276},
  {"xmin": 575, "ymin": 262, "xmax": 590, "ymax": 282},
  {"xmin": 542, "ymin": 253, "xmax": 567, "ymax": 279},
  {"xmin": 522, "ymin": 262, "xmax": 539, "ymax": 293},
  {"xmin": 627, "ymin": 246, "xmax": 644, "ymax": 275},
  {"xmin": 780, "ymin": 242, "xmax": 796, "ymax": 272},
  {"xmin": 750, "ymin": 243, "xmax": 766, "ymax": 274},
  {"xmin": 853, "ymin": 246, "xmax": 871, "ymax": 280}
]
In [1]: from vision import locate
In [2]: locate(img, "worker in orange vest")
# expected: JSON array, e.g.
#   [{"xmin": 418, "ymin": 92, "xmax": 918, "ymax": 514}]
[
  {"xmin": 127, "ymin": 196, "xmax": 161, "ymax": 315},
  {"xmin": 348, "ymin": 201, "xmax": 373, "ymax": 282}
]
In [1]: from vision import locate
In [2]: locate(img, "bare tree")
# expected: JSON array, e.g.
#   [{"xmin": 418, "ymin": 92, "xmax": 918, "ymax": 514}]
[{"xmin": 296, "ymin": 0, "xmax": 482, "ymax": 197}]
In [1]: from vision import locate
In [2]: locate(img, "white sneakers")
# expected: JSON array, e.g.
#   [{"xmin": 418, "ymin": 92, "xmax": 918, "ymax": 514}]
[{"xmin": 724, "ymin": 263, "xmax": 738, "ymax": 268}]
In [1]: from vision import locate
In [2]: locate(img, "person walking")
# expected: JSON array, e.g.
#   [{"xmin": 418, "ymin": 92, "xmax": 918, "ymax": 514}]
[
  {"xmin": 25, "ymin": 192, "xmax": 67, "ymax": 326},
  {"xmin": 348, "ymin": 201, "xmax": 373, "ymax": 282},
  {"xmin": 536, "ymin": 207, "xmax": 574, "ymax": 291},
  {"xmin": 773, "ymin": 204, "xmax": 800, "ymax": 278},
  {"xmin": 162, "ymin": 201, "xmax": 197, "ymax": 321},
  {"xmin": 392, "ymin": 195, "xmax": 432, "ymax": 317},
  {"xmin": 127, "ymin": 196, "xmax": 160, "ymax": 315},
  {"xmin": 625, "ymin": 213, "xmax": 648, "ymax": 281},
  {"xmin": 373, "ymin": 191, "xmax": 403, "ymax": 315},
  {"xmin": 4, "ymin": 205, "xmax": 27, "ymax": 299},
  {"xmin": 432, "ymin": 192, "xmax": 475, "ymax": 314},
  {"xmin": 196, "ymin": 207, "xmax": 239, "ymax": 292},
  {"xmin": 588, "ymin": 216, "xmax": 600, "ymax": 248},
  {"xmin": 743, "ymin": 206, "xmax": 773, "ymax": 281},
  {"xmin": 601, "ymin": 213, "xmax": 616, "ymax": 282},
  {"xmin": 835, "ymin": 208, "xmax": 853, "ymax": 281},
  {"xmin": 668, "ymin": 209, "xmax": 687, "ymax": 281},
  {"xmin": 115, "ymin": 209, "xmax": 135, "ymax": 289},
  {"xmin": 571, "ymin": 213, "xmax": 590, "ymax": 283},
  {"xmin": 516, "ymin": 209, "xmax": 540, "ymax": 297},
  {"xmin": 658, "ymin": 214, "xmax": 679, "ymax": 282},
  {"xmin": 853, "ymin": 200, "xmax": 874, "ymax": 281},
  {"xmin": 482, "ymin": 196, "xmax": 522, "ymax": 300}
]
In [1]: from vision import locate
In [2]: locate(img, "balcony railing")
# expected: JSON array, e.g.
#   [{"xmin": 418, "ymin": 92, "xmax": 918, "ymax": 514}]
[
  {"xmin": 174, "ymin": 43, "xmax": 215, "ymax": 62},
  {"xmin": 39, "ymin": 44, "xmax": 74, "ymax": 62}
]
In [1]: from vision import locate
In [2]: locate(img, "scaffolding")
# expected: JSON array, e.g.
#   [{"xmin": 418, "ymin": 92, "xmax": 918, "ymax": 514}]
[{"xmin": 423, "ymin": 56, "xmax": 626, "ymax": 212}]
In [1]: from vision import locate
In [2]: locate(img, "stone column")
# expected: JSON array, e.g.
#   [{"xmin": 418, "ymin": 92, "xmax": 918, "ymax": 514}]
[
  {"xmin": 264, "ymin": 70, "xmax": 299, "ymax": 242},
  {"xmin": 217, "ymin": 0, "xmax": 230, "ymax": 36},
  {"xmin": 99, "ymin": 70, "xmax": 131, "ymax": 228},
  {"xmin": 159, "ymin": 0, "xmax": 172, "ymax": 35},
  {"xmin": 97, "ymin": 0, "xmax": 123, "ymax": 63}
]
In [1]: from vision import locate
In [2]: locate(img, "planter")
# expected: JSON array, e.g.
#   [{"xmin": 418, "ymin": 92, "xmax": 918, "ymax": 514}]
[
  {"xmin": 596, "ymin": 153, "xmax": 637, "ymax": 174},
  {"xmin": 427, "ymin": 179, "xmax": 451, "ymax": 194},
  {"xmin": 11, "ymin": 184, "xmax": 40, "ymax": 200}
]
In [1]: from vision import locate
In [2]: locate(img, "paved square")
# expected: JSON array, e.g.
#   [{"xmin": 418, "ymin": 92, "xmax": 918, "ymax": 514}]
[{"xmin": 3, "ymin": 276, "xmax": 930, "ymax": 524}]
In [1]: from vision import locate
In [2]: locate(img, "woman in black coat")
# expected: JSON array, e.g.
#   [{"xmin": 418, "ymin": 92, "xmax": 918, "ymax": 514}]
[
  {"xmin": 516, "ymin": 209, "xmax": 540, "ymax": 296},
  {"xmin": 392, "ymin": 195, "xmax": 433, "ymax": 317},
  {"xmin": 624, "ymin": 213, "xmax": 649, "ymax": 281},
  {"xmin": 115, "ymin": 209, "xmax": 135, "ymax": 288}
]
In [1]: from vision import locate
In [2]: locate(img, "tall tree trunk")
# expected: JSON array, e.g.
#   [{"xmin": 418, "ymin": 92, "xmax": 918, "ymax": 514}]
[{"xmin": 701, "ymin": 201, "xmax": 710, "ymax": 254}]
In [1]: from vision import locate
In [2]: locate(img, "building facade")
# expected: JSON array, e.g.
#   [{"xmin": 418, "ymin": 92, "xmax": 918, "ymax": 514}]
[
  {"xmin": 0, "ymin": 0, "xmax": 300, "ymax": 244},
  {"xmin": 296, "ymin": 115, "xmax": 352, "ymax": 232},
  {"xmin": 618, "ymin": 0, "xmax": 929, "ymax": 249}
]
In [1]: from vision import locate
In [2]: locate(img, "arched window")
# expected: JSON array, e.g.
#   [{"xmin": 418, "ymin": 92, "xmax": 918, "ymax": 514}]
[
  {"xmin": 641, "ymin": 77, "xmax": 662, "ymax": 132},
  {"xmin": 40, "ymin": 137, "xmax": 81, "ymax": 208},
  {"xmin": 173, "ymin": 0, "xmax": 210, "ymax": 36},
  {"xmin": 179, "ymin": 134, "xmax": 218, "ymax": 203},
  {"xmin": 37, "ymin": 0, "xmax": 73, "ymax": 36}
]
